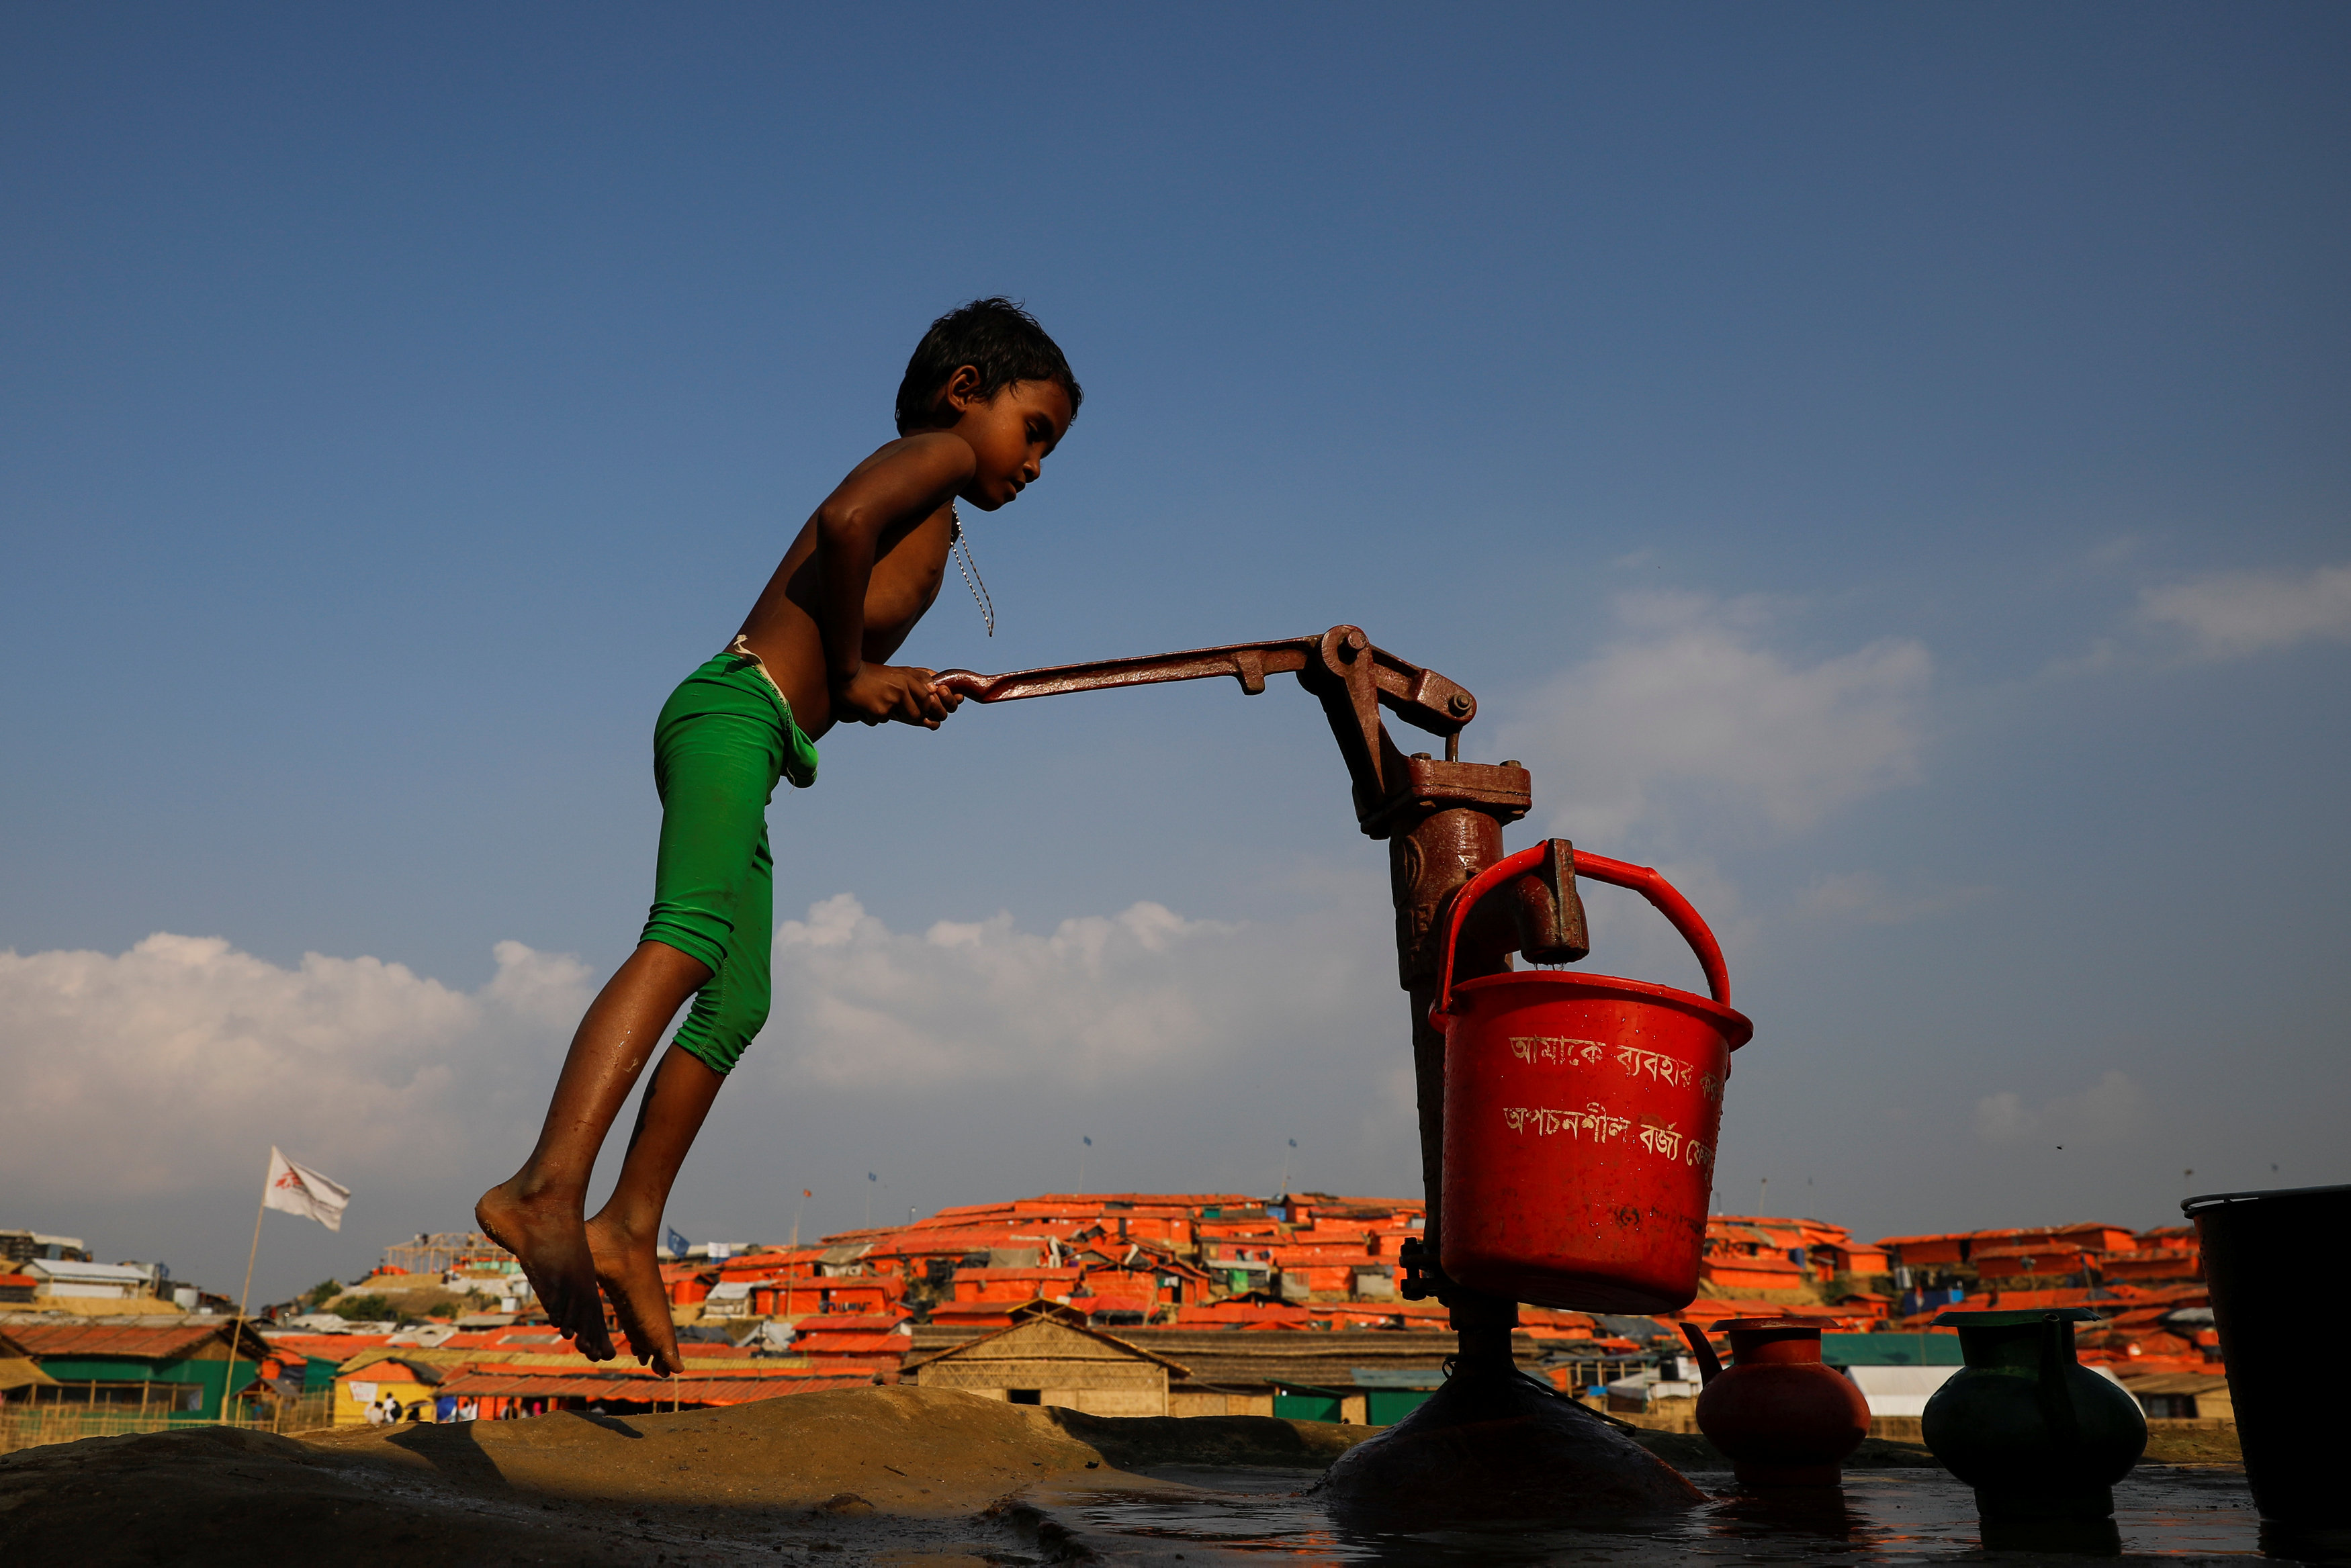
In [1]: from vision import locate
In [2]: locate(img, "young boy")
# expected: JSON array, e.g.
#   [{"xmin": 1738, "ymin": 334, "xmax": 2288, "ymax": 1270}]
[{"xmin": 478, "ymin": 298, "xmax": 1080, "ymax": 1373}]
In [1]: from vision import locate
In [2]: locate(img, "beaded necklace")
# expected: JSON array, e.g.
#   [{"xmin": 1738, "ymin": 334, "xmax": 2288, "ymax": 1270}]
[{"xmin": 948, "ymin": 502, "xmax": 994, "ymax": 636}]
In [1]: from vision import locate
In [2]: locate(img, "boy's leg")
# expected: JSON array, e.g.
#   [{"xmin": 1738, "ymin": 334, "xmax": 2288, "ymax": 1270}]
[
  {"xmin": 586, "ymin": 823, "xmax": 775, "ymax": 1373},
  {"xmin": 482, "ymin": 661, "xmax": 785, "ymax": 1368},
  {"xmin": 583, "ymin": 1045, "xmax": 722, "ymax": 1373},
  {"xmin": 476, "ymin": 941, "xmax": 711, "ymax": 1361}
]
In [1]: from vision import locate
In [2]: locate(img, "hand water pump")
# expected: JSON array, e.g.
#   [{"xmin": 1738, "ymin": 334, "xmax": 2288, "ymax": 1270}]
[{"xmin": 936, "ymin": 625, "xmax": 1753, "ymax": 1518}]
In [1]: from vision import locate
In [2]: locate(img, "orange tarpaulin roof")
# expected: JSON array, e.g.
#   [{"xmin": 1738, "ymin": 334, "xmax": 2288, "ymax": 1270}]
[
  {"xmin": 793, "ymin": 1334, "xmax": 909, "ymax": 1356},
  {"xmin": 437, "ymin": 1371, "xmax": 871, "ymax": 1401},
  {"xmin": 785, "ymin": 1313, "xmax": 912, "ymax": 1335}
]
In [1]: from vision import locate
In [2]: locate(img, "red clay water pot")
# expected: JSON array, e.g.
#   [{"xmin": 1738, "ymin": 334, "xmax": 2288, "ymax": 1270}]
[
  {"xmin": 1683, "ymin": 1319, "xmax": 1870, "ymax": 1487},
  {"xmin": 1435, "ymin": 845, "xmax": 1754, "ymax": 1312}
]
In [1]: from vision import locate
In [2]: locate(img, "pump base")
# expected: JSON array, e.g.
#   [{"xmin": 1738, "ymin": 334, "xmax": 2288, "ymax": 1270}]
[
  {"xmin": 1313, "ymin": 1336, "xmax": 1703, "ymax": 1526},
  {"xmin": 1734, "ymin": 1461, "xmax": 1844, "ymax": 1489},
  {"xmin": 1973, "ymin": 1484, "xmax": 2115, "ymax": 1522}
]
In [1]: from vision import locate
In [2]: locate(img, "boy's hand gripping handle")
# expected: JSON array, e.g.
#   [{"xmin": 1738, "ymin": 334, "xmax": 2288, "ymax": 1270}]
[{"xmin": 1430, "ymin": 840, "xmax": 1734, "ymax": 1021}]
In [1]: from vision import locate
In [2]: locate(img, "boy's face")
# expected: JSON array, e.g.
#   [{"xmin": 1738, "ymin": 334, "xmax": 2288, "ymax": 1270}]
[{"xmin": 942, "ymin": 373, "xmax": 1073, "ymax": 511}]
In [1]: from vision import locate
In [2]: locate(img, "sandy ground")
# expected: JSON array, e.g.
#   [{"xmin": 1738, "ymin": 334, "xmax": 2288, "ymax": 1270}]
[
  {"xmin": 0, "ymin": 1385, "xmax": 2255, "ymax": 1566},
  {"xmin": 0, "ymin": 1385, "xmax": 1366, "ymax": 1565}
]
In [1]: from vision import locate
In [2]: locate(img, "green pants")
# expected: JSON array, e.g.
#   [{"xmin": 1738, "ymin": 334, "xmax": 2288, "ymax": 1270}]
[{"xmin": 639, "ymin": 651, "xmax": 819, "ymax": 1074}]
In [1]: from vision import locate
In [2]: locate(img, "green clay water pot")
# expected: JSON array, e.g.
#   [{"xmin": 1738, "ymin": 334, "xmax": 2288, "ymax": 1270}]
[{"xmin": 1921, "ymin": 1309, "xmax": 2145, "ymax": 1522}]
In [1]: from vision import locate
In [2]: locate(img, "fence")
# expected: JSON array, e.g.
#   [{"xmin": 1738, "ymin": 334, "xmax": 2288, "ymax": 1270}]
[
  {"xmin": 1550, "ymin": 1356, "xmax": 1646, "ymax": 1391},
  {"xmin": 0, "ymin": 1389, "xmax": 335, "ymax": 1456},
  {"xmin": 381, "ymin": 1231, "xmax": 515, "ymax": 1276}
]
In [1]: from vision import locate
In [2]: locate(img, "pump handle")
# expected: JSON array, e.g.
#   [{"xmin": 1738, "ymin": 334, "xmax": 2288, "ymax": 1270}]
[{"xmin": 1430, "ymin": 841, "xmax": 1734, "ymax": 1019}]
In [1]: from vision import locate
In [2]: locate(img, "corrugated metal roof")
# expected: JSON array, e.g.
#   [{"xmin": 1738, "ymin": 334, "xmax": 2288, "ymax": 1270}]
[
  {"xmin": 1819, "ymin": 1333, "xmax": 1965, "ymax": 1367},
  {"xmin": 24, "ymin": 1260, "xmax": 155, "ymax": 1284},
  {"xmin": 7, "ymin": 1320, "xmax": 266, "ymax": 1361},
  {"xmin": 1349, "ymin": 1367, "xmax": 1446, "ymax": 1389}
]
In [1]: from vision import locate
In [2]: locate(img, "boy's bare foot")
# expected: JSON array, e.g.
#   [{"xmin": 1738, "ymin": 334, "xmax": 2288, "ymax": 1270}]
[
  {"xmin": 476, "ymin": 1179, "xmax": 614, "ymax": 1362},
  {"xmin": 584, "ymin": 1212, "xmax": 684, "ymax": 1376}
]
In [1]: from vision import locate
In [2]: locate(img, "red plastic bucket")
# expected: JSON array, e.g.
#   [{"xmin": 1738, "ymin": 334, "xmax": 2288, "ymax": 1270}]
[{"xmin": 1433, "ymin": 844, "xmax": 1754, "ymax": 1312}]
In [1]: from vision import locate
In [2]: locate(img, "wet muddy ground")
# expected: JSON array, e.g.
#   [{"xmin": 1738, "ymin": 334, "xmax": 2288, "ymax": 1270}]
[
  {"xmin": 0, "ymin": 1385, "xmax": 2295, "ymax": 1565},
  {"xmin": 1032, "ymin": 1461, "xmax": 2276, "ymax": 1564}
]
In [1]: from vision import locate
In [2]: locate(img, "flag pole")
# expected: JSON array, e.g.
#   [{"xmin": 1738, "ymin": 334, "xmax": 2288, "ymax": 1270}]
[{"xmin": 218, "ymin": 1174, "xmax": 267, "ymax": 1426}]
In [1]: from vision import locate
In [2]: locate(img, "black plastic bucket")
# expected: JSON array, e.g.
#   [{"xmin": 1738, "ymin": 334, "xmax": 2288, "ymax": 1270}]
[{"xmin": 2184, "ymin": 1182, "xmax": 2351, "ymax": 1533}]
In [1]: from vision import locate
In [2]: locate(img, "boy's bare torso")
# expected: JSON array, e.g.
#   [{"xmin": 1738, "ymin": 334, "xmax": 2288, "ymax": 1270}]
[
  {"xmin": 730, "ymin": 377, "xmax": 1069, "ymax": 739},
  {"xmin": 733, "ymin": 484, "xmax": 954, "ymax": 739}
]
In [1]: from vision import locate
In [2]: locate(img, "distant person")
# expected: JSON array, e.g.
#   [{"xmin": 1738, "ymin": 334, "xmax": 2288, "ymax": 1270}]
[
  {"xmin": 363, "ymin": 1397, "xmax": 384, "ymax": 1428},
  {"xmin": 478, "ymin": 299, "xmax": 1081, "ymax": 1376}
]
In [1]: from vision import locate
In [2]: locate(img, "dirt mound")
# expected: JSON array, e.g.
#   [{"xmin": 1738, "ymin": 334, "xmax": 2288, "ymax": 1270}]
[
  {"xmin": 2, "ymin": 1385, "xmax": 2023, "ymax": 1564},
  {"xmin": 2140, "ymin": 1422, "xmax": 2242, "ymax": 1466},
  {"xmin": 1050, "ymin": 1408, "xmax": 1370, "ymax": 1471},
  {"xmin": 0, "ymin": 1385, "xmax": 1364, "ymax": 1566}
]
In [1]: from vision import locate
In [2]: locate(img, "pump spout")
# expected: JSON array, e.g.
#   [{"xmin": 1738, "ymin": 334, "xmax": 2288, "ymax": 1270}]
[{"xmin": 1680, "ymin": 1322, "xmax": 1723, "ymax": 1387}]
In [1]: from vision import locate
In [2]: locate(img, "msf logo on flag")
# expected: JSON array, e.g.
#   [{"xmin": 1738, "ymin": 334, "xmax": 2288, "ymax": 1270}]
[{"xmin": 263, "ymin": 1147, "xmax": 352, "ymax": 1232}]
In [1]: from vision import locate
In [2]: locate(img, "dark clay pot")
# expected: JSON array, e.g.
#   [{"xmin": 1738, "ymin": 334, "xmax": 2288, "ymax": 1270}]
[
  {"xmin": 1683, "ymin": 1318, "xmax": 1870, "ymax": 1487},
  {"xmin": 1921, "ymin": 1309, "xmax": 2146, "ymax": 1522}
]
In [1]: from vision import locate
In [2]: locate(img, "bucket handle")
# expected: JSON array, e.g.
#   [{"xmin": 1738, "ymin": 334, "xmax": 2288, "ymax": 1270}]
[{"xmin": 1431, "ymin": 841, "xmax": 1733, "ymax": 1017}]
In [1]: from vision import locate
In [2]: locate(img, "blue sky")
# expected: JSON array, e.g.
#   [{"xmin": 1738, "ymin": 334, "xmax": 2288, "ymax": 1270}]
[{"xmin": 3, "ymin": 5, "xmax": 2346, "ymax": 1301}]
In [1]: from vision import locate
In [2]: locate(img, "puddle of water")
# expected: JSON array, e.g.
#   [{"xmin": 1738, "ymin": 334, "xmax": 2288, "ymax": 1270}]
[{"xmin": 1048, "ymin": 1465, "xmax": 2268, "ymax": 1563}]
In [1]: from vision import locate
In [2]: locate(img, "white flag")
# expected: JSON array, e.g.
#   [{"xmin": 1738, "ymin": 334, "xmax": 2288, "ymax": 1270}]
[{"xmin": 263, "ymin": 1147, "xmax": 351, "ymax": 1232}]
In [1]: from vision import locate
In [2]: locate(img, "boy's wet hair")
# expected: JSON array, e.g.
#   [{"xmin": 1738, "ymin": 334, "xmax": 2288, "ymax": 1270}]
[{"xmin": 894, "ymin": 297, "xmax": 1083, "ymax": 436}]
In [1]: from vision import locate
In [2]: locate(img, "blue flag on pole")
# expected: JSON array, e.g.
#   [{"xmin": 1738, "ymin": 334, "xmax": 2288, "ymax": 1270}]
[{"xmin": 664, "ymin": 1226, "xmax": 689, "ymax": 1258}]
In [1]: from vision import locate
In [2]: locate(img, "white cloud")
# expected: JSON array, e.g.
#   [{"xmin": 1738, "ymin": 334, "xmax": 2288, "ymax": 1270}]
[
  {"xmin": 1496, "ymin": 592, "xmax": 1931, "ymax": 843},
  {"xmin": 762, "ymin": 892, "xmax": 1386, "ymax": 1091},
  {"xmin": 1972, "ymin": 1091, "xmax": 2034, "ymax": 1142},
  {"xmin": 0, "ymin": 934, "xmax": 592, "ymax": 1204},
  {"xmin": 1798, "ymin": 871, "xmax": 1996, "ymax": 925},
  {"xmin": 2139, "ymin": 562, "xmax": 2351, "ymax": 660},
  {"xmin": 1973, "ymin": 1070, "xmax": 2146, "ymax": 1144},
  {"xmin": 0, "ymin": 896, "xmax": 1403, "ymax": 1230}
]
